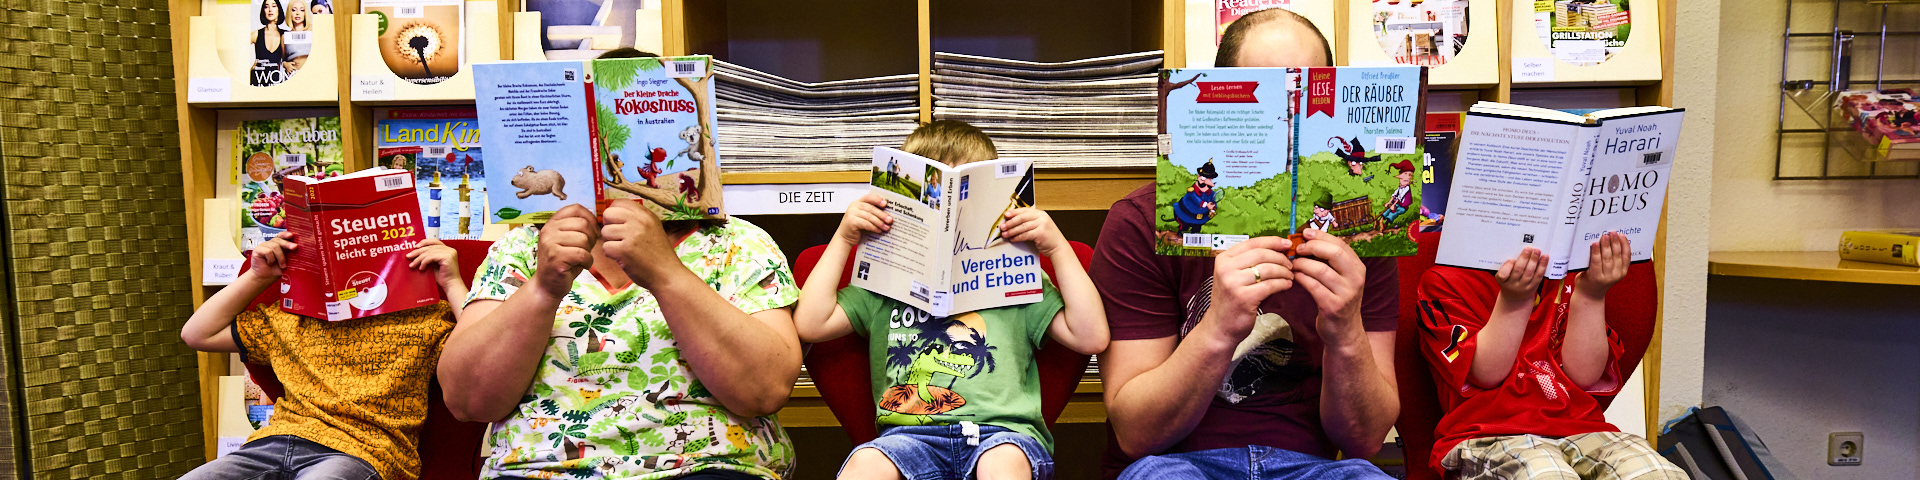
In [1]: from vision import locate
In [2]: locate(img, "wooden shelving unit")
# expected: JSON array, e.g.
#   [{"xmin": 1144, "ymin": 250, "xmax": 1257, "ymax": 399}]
[
  {"xmin": 168, "ymin": 0, "xmax": 1680, "ymax": 459},
  {"xmin": 1708, "ymin": 251, "xmax": 1920, "ymax": 286}
]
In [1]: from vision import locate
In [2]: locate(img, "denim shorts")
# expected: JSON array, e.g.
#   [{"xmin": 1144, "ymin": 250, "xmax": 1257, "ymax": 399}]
[{"xmin": 842, "ymin": 423, "xmax": 1054, "ymax": 480}]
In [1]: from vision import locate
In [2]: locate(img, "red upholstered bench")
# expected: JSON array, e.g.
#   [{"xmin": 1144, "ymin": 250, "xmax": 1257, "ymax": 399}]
[
  {"xmin": 1391, "ymin": 232, "xmax": 1659, "ymax": 479},
  {"xmin": 238, "ymin": 239, "xmax": 496, "ymax": 478},
  {"xmin": 794, "ymin": 241, "xmax": 1095, "ymax": 444}
]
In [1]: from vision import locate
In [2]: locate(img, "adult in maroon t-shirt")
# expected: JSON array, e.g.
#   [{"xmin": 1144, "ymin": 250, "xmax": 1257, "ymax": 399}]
[{"xmin": 1095, "ymin": 9, "xmax": 1400, "ymax": 480}]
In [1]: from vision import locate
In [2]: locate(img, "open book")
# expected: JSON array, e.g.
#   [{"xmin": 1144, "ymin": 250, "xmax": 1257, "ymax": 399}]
[
  {"xmin": 279, "ymin": 168, "xmax": 439, "ymax": 321},
  {"xmin": 1156, "ymin": 66, "xmax": 1429, "ymax": 257},
  {"xmin": 1435, "ymin": 102, "xmax": 1684, "ymax": 278},
  {"xmin": 473, "ymin": 55, "xmax": 721, "ymax": 224},
  {"xmin": 849, "ymin": 147, "xmax": 1042, "ymax": 317}
]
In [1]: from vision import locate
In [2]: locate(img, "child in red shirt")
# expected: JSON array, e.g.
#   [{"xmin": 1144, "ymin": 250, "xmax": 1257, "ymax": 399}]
[{"xmin": 1417, "ymin": 233, "xmax": 1685, "ymax": 480}]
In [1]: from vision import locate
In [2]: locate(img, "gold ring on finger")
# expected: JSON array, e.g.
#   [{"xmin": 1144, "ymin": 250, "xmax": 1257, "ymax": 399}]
[{"xmin": 1248, "ymin": 265, "xmax": 1262, "ymax": 283}]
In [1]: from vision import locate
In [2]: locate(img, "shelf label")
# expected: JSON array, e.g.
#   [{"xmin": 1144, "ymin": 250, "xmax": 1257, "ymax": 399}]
[
  {"xmin": 188, "ymin": 77, "xmax": 231, "ymax": 103},
  {"xmin": 204, "ymin": 258, "xmax": 243, "ymax": 285},
  {"xmin": 1513, "ymin": 57, "xmax": 1555, "ymax": 83},
  {"xmin": 353, "ymin": 76, "xmax": 395, "ymax": 101},
  {"xmin": 723, "ymin": 183, "xmax": 866, "ymax": 215}
]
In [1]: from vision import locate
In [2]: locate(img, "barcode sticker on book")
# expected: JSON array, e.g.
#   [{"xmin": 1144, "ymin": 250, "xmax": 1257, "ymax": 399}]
[
  {"xmin": 1376, "ymin": 137, "xmax": 1416, "ymax": 154},
  {"xmin": 562, "ymin": 68, "xmax": 578, "ymax": 82},
  {"xmin": 424, "ymin": 145, "xmax": 450, "ymax": 157},
  {"xmin": 1184, "ymin": 233, "xmax": 1211, "ymax": 248},
  {"xmin": 996, "ymin": 162, "xmax": 1020, "ymax": 178},
  {"xmin": 665, "ymin": 59, "xmax": 706, "ymax": 79},
  {"xmin": 286, "ymin": 31, "xmax": 312, "ymax": 44},
  {"xmin": 279, "ymin": 153, "xmax": 306, "ymax": 168},
  {"xmin": 396, "ymin": 5, "xmax": 423, "ymax": 17},
  {"xmin": 1640, "ymin": 151, "xmax": 1668, "ymax": 167},
  {"xmin": 376, "ymin": 173, "xmax": 413, "ymax": 192},
  {"xmin": 908, "ymin": 281, "xmax": 931, "ymax": 302},
  {"xmin": 930, "ymin": 291, "xmax": 952, "ymax": 313}
]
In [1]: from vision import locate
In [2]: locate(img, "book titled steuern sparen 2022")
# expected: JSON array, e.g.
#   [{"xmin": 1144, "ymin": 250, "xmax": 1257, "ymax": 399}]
[{"xmin": 279, "ymin": 168, "xmax": 439, "ymax": 321}]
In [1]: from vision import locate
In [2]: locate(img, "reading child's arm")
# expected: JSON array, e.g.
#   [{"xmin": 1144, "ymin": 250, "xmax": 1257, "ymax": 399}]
[
  {"xmin": 182, "ymin": 232, "xmax": 295, "ymax": 352},
  {"xmin": 407, "ymin": 239, "xmax": 467, "ymax": 318},
  {"xmin": 1002, "ymin": 207, "xmax": 1108, "ymax": 354},
  {"xmin": 793, "ymin": 194, "xmax": 890, "ymax": 343},
  {"xmin": 1565, "ymin": 232, "xmax": 1629, "ymax": 390},
  {"xmin": 1470, "ymin": 247, "xmax": 1547, "ymax": 388}
]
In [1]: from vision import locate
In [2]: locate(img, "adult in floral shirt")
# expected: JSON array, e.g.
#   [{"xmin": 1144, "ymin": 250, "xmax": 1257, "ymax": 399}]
[{"xmin": 441, "ymin": 200, "xmax": 803, "ymax": 479}]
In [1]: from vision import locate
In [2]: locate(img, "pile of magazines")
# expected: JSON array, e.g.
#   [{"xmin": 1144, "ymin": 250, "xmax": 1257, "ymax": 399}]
[
  {"xmin": 714, "ymin": 61, "xmax": 921, "ymax": 172},
  {"xmin": 1835, "ymin": 89, "xmax": 1920, "ymax": 161},
  {"xmin": 932, "ymin": 51, "xmax": 1163, "ymax": 168}
]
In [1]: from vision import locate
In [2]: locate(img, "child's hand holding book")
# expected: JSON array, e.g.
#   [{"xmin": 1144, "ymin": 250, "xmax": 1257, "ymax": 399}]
[
  {"xmin": 250, "ymin": 231, "xmax": 298, "ymax": 280},
  {"xmin": 835, "ymin": 194, "xmax": 891, "ymax": 245},
  {"xmin": 406, "ymin": 238, "xmax": 464, "ymax": 291},
  {"xmin": 999, "ymin": 207, "xmax": 1066, "ymax": 258},
  {"xmin": 1572, "ymin": 232, "xmax": 1630, "ymax": 301}
]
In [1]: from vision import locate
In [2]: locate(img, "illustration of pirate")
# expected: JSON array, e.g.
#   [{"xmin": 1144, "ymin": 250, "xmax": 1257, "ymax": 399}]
[
  {"xmin": 1332, "ymin": 137, "xmax": 1382, "ymax": 179},
  {"xmin": 1174, "ymin": 160, "xmax": 1220, "ymax": 234}
]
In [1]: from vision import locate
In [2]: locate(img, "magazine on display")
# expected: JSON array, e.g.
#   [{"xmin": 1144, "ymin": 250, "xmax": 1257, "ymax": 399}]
[
  {"xmin": 1434, "ymin": 102, "xmax": 1684, "ymax": 279},
  {"xmin": 233, "ymin": 115, "xmax": 346, "ymax": 251},
  {"xmin": 279, "ymin": 168, "xmax": 439, "ymax": 321},
  {"xmin": 362, "ymin": 0, "xmax": 465, "ymax": 85},
  {"xmin": 1155, "ymin": 65, "xmax": 1429, "ymax": 257},
  {"xmin": 473, "ymin": 55, "xmax": 722, "ymax": 224},
  {"xmin": 1419, "ymin": 112, "xmax": 1464, "ymax": 232},
  {"xmin": 850, "ymin": 147, "xmax": 1043, "ymax": 317},
  {"xmin": 221, "ymin": 0, "xmax": 321, "ymax": 87},
  {"xmin": 375, "ymin": 108, "xmax": 488, "ymax": 239},
  {"xmin": 524, "ymin": 0, "xmax": 648, "ymax": 60}
]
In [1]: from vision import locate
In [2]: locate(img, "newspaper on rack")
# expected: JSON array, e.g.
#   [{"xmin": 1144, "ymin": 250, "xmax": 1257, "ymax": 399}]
[
  {"xmin": 932, "ymin": 51, "xmax": 1163, "ymax": 168},
  {"xmin": 714, "ymin": 60, "xmax": 921, "ymax": 172}
]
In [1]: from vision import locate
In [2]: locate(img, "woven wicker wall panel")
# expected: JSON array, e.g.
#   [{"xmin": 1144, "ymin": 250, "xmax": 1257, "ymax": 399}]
[{"xmin": 0, "ymin": 0, "xmax": 201, "ymax": 478}]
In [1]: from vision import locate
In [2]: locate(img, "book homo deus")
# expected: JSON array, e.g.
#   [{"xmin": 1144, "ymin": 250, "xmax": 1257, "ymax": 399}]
[
  {"xmin": 1155, "ymin": 66, "xmax": 1428, "ymax": 257},
  {"xmin": 1435, "ymin": 102, "xmax": 1683, "ymax": 279},
  {"xmin": 850, "ymin": 147, "xmax": 1042, "ymax": 317},
  {"xmin": 279, "ymin": 168, "xmax": 439, "ymax": 321},
  {"xmin": 473, "ymin": 55, "xmax": 722, "ymax": 224}
]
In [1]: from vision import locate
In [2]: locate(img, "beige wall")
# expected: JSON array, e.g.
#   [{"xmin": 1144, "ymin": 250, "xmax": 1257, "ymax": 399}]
[{"xmin": 1660, "ymin": 0, "xmax": 1719, "ymax": 426}]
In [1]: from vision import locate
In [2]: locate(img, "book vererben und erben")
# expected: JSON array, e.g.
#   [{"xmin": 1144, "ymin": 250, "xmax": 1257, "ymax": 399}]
[{"xmin": 851, "ymin": 147, "xmax": 1042, "ymax": 317}]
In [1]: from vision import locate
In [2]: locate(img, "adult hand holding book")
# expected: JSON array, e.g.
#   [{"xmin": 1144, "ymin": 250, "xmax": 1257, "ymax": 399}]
[
  {"xmin": 1204, "ymin": 236, "xmax": 1297, "ymax": 344},
  {"xmin": 1289, "ymin": 229, "xmax": 1370, "ymax": 346},
  {"xmin": 533, "ymin": 204, "xmax": 599, "ymax": 298},
  {"xmin": 601, "ymin": 199, "xmax": 689, "ymax": 290}
]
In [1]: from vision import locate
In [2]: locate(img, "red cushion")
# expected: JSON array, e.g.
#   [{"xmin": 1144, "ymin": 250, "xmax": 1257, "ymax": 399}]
[
  {"xmin": 1393, "ymin": 232, "xmax": 1658, "ymax": 479},
  {"xmin": 796, "ymin": 242, "xmax": 1095, "ymax": 444},
  {"xmin": 239, "ymin": 239, "xmax": 496, "ymax": 478}
]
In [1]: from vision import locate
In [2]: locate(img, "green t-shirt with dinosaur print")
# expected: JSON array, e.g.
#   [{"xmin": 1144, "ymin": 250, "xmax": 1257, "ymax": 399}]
[{"xmin": 837, "ymin": 280, "xmax": 1065, "ymax": 452}]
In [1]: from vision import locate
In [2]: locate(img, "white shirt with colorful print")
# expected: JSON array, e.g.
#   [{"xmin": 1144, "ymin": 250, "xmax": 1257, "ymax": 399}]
[{"xmin": 465, "ymin": 219, "xmax": 800, "ymax": 479}]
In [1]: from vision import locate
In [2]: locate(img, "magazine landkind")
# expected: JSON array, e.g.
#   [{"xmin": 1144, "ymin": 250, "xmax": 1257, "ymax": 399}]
[
  {"xmin": 850, "ymin": 147, "xmax": 1042, "ymax": 317},
  {"xmin": 473, "ymin": 55, "xmax": 721, "ymax": 224},
  {"xmin": 374, "ymin": 108, "xmax": 488, "ymax": 240},
  {"xmin": 1155, "ymin": 65, "xmax": 1429, "ymax": 257}
]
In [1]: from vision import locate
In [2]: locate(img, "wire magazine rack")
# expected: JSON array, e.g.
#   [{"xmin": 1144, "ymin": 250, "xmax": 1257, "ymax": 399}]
[{"xmin": 1776, "ymin": 0, "xmax": 1920, "ymax": 180}]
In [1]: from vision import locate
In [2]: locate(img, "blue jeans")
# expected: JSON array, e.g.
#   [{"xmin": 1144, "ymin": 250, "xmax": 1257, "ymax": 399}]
[
  {"xmin": 844, "ymin": 424, "xmax": 1055, "ymax": 480},
  {"xmin": 180, "ymin": 435, "xmax": 379, "ymax": 480},
  {"xmin": 1118, "ymin": 446, "xmax": 1391, "ymax": 480}
]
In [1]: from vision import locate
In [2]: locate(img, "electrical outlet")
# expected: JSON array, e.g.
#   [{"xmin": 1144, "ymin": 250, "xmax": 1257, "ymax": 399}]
[{"xmin": 1828, "ymin": 432, "xmax": 1863, "ymax": 466}]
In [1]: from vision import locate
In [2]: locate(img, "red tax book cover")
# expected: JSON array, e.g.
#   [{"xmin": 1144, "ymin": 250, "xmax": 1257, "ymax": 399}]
[{"xmin": 279, "ymin": 168, "xmax": 438, "ymax": 321}]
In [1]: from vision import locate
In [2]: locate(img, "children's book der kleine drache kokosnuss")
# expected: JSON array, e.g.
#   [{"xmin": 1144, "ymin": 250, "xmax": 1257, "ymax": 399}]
[
  {"xmin": 1156, "ymin": 65, "xmax": 1429, "ymax": 257},
  {"xmin": 851, "ymin": 147, "xmax": 1043, "ymax": 317},
  {"xmin": 1434, "ymin": 102, "xmax": 1684, "ymax": 279},
  {"xmin": 473, "ymin": 55, "xmax": 722, "ymax": 223}
]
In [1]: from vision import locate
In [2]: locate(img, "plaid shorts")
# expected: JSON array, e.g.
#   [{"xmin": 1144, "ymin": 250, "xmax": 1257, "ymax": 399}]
[{"xmin": 1442, "ymin": 431, "xmax": 1688, "ymax": 480}]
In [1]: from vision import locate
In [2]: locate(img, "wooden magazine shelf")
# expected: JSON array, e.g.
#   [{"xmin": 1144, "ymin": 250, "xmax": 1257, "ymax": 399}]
[
  {"xmin": 1708, "ymin": 251, "xmax": 1920, "ymax": 286},
  {"xmin": 170, "ymin": 0, "xmax": 1678, "ymax": 459}
]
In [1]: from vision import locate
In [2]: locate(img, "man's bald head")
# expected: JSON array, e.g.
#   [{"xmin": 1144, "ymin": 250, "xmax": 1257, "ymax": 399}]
[{"xmin": 1215, "ymin": 8, "xmax": 1333, "ymax": 68}]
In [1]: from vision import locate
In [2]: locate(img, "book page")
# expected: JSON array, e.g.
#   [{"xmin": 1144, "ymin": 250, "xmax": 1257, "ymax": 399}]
[
  {"xmin": 1434, "ymin": 113, "xmax": 1586, "ymax": 271},
  {"xmin": 945, "ymin": 159, "xmax": 1044, "ymax": 315},
  {"xmin": 851, "ymin": 147, "xmax": 953, "ymax": 314},
  {"xmin": 1566, "ymin": 110, "xmax": 1682, "ymax": 272},
  {"xmin": 1292, "ymin": 66, "xmax": 1427, "ymax": 257},
  {"xmin": 475, "ymin": 60, "xmax": 593, "ymax": 224},
  {"xmin": 1156, "ymin": 67, "xmax": 1296, "ymax": 256}
]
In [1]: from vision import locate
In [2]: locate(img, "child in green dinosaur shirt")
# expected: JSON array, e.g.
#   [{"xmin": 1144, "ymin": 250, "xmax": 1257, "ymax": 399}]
[{"xmin": 793, "ymin": 120, "xmax": 1109, "ymax": 480}]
